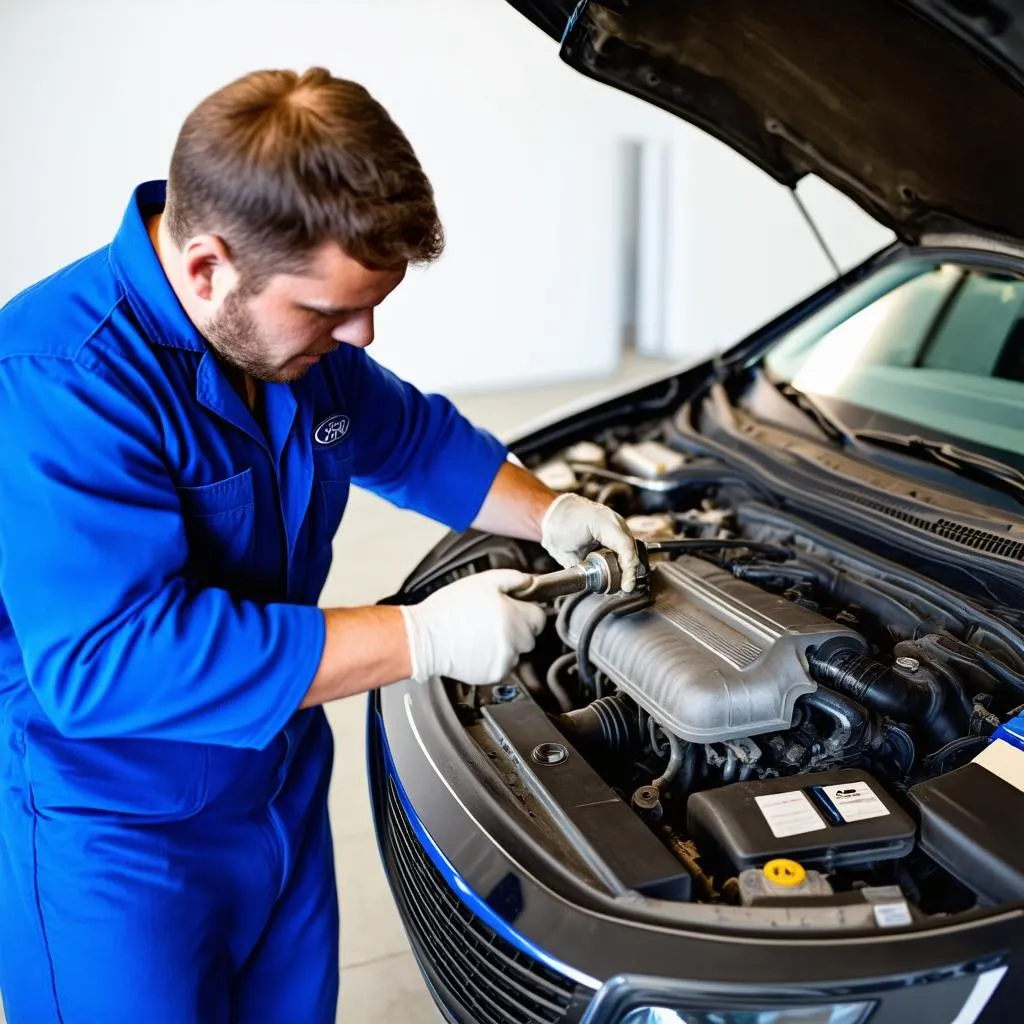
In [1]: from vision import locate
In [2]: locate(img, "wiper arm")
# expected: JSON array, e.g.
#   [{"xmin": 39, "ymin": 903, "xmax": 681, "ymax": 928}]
[
  {"xmin": 760, "ymin": 371, "xmax": 862, "ymax": 448},
  {"xmin": 758, "ymin": 371, "xmax": 1024, "ymax": 507},
  {"xmin": 855, "ymin": 429, "xmax": 1024, "ymax": 507}
]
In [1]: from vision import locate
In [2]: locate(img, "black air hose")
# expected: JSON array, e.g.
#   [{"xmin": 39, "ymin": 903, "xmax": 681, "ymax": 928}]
[
  {"xmin": 558, "ymin": 693, "xmax": 639, "ymax": 754},
  {"xmin": 807, "ymin": 639, "xmax": 960, "ymax": 748}
]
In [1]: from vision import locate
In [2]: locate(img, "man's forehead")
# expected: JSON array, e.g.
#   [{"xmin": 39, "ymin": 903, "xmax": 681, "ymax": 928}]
[{"xmin": 272, "ymin": 242, "xmax": 406, "ymax": 306}]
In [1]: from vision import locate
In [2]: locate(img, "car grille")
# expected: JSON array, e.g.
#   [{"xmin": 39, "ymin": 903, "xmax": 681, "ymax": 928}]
[{"xmin": 381, "ymin": 775, "xmax": 590, "ymax": 1023}]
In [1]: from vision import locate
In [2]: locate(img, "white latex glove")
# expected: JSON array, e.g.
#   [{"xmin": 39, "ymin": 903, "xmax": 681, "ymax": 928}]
[
  {"xmin": 540, "ymin": 492, "xmax": 639, "ymax": 592},
  {"xmin": 400, "ymin": 569, "xmax": 547, "ymax": 685}
]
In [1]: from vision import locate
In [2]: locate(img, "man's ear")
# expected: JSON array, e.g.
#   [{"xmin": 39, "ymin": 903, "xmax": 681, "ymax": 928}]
[{"xmin": 180, "ymin": 234, "xmax": 237, "ymax": 303}]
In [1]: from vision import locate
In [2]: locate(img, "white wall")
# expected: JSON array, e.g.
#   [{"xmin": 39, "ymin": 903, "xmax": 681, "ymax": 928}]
[
  {"xmin": 656, "ymin": 135, "xmax": 894, "ymax": 364},
  {"xmin": 0, "ymin": 0, "xmax": 892, "ymax": 392}
]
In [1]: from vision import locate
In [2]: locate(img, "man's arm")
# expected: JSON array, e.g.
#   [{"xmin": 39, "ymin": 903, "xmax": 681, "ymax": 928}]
[
  {"xmin": 472, "ymin": 461, "xmax": 641, "ymax": 591},
  {"xmin": 302, "ymin": 568, "xmax": 547, "ymax": 708},
  {"xmin": 333, "ymin": 351, "xmax": 637, "ymax": 589},
  {"xmin": 299, "ymin": 456, "xmax": 648, "ymax": 709},
  {"xmin": 300, "ymin": 605, "xmax": 410, "ymax": 708},
  {"xmin": 470, "ymin": 461, "xmax": 558, "ymax": 541}
]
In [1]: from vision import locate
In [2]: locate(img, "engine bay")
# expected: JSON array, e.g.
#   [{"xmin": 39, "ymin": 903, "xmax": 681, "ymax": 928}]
[{"xmin": 398, "ymin": 417, "xmax": 1024, "ymax": 930}]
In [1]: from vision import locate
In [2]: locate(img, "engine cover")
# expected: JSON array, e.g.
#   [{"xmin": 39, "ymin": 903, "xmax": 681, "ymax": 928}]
[{"xmin": 564, "ymin": 556, "xmax": 862, "ymax": 743}]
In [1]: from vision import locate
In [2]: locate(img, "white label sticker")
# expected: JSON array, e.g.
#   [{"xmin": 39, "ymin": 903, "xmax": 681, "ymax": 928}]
[
  {"xmin": 872, "ymin": 901, "xmax": 912, "ymax": 928},
  {"xmin": 973, "ymin": 739, "xmax": 1024, "ymax": 794},
  {"xmin": 821, "ymin": 780, "xmax": 890, "ymax": 822},
  {"xmin": 755, "ymin": 791, "xmax": 827, "ymax": 838}
]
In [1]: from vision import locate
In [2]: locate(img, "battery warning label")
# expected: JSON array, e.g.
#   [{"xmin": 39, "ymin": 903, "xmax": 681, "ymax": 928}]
[{"xmin": 820, "ymin": 781, "xmax": 890, "ymax": 822}]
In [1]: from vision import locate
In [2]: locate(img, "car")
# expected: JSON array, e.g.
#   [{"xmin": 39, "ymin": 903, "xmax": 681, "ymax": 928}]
[{"xmin": 367, "ymin": 2, "xmax": 1024, "ymax": 1022}]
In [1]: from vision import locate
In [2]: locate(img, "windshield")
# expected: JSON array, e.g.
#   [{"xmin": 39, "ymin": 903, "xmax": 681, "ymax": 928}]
[{"xmin": 763, "ymin": 259, "xmax": 1024, "ymax": 458}]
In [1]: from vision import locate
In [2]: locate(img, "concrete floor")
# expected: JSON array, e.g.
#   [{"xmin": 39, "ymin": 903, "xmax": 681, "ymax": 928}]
[{"xmin": 0, "ymin": 355, "xmax": 675, "ymax": 1024}]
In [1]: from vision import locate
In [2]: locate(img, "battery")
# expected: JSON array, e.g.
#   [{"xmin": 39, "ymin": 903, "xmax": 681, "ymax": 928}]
[{"xmin": 686, "ymin": 769, "xmax": 916, "ymax": 872}]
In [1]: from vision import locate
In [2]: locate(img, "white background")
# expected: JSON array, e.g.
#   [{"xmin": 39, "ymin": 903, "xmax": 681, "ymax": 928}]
[{"xmin": 0, "ymin": 0, "xmax": 892, "ymax": 392}]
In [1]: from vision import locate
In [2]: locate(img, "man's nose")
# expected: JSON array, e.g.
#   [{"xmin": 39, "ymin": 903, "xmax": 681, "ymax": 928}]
[{"xmin": 333, "ymin": 311, "xmax": 374, "ymax": 348}]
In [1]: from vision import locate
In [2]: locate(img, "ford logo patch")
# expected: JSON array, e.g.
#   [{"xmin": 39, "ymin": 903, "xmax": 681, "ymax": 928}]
[{"xmin": 313, "ymin": 414, "xmax": 351, "ymax": 447}]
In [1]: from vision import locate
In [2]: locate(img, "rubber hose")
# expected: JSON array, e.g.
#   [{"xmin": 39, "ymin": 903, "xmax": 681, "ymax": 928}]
[
  {"xmin": 809, "ymin": 640, "xmax": 959, "ymax": 747},
  {"xmin": 555, "ymin": 590, "xmax": 590, "ymax": 647},
  {"xmin": 736, "ymin": 501, "xmax": 1024, "ymax": 664},
  {"xmin": 648, "ymin": 538, "xmax": 793, "ymax": 559},
  {"xmin": 651, "ymin": 734, "xmax": 685, "ymax": 793},
  {"xmin": 545, "ymin": 653, "xmax": 576, "ymax": 714},
  {"xmin": 576, "ymin": 591, "xmax": 654, "ymax": 693},
  {"xmin": 882, "ymin": 722, "xmax": 916, "ymax": 781},
  {"xmin": 721, "ymin": 747, "xmax": 739, "ymax": 784},
  {"xmin": 798, "ymin": 686, "xmax": 870, "ymax": 753},
  {"xmin": 922, "ymin": 734, "xmax": 988, "ymax": 773},
  {"xmin": 559, "ymin": 694, "xmax": 639, "ymax": 753}
]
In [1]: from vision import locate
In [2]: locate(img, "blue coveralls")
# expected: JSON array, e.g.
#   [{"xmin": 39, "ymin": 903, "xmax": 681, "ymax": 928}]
[{"xmin": 0, "ymin": 181, "xmax": 507, "ymax": 1023}]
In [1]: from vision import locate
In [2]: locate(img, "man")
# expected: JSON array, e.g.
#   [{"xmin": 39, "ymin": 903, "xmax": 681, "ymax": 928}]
[{"xmin": 0, "ymin": 68, "xmax": 638, "ymax": 1023}]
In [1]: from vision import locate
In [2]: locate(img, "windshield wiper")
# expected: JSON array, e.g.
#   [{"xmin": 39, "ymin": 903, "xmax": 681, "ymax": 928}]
[
  {"xmin": 853, "ymin": 430, "xmax": 1024, "ymax": 507},
  {"xmin": 763, "ymin": 374, "xmax": 862, "ymax": 447},
  {"xmin": 759, "ymin": 371, "xmax": 1024, "ymax": 507}
]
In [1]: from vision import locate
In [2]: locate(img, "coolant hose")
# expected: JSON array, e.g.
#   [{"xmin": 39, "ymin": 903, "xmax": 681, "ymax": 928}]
[{"xmin": 798, "ymin": 686, "xmax": 870, "ymax": 754}]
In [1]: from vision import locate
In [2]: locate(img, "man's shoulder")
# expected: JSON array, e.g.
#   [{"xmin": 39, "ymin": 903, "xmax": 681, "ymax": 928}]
[{"xmin": 0, "ymin": 246, "xmax": 132, "ymax": 366}]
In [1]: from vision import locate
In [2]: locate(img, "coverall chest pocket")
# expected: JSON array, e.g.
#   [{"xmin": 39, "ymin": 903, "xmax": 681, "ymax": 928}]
[
  {"xmin": 314, "ymin": 450, "xmax": 353, "ymax": 542},
  {"xmin": 176, "ymin": 467, "xmax": 256, "ymax": 585},
  {"xmin": 307, "ymin": 452, "xmax": 352, "ymax": 590}
]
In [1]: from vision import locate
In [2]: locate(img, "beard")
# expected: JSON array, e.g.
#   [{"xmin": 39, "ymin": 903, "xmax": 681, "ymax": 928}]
[{"xmin": 203, "ymin": 287, "xmax": 311, "ymax": 384}]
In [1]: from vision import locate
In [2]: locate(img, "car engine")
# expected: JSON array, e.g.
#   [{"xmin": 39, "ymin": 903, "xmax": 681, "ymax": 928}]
[{"xmin": 397, "ymin": 425, "xmax": 1024, "ymax": 926}]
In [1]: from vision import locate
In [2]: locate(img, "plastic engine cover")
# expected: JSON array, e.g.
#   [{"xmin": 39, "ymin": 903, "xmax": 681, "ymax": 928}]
[{"xmin": 565, "ymin": 556, "xmax": 861, "ymax": 743}]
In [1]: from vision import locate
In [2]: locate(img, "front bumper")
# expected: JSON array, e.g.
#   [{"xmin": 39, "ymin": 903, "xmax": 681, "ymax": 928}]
[
  {"xmin": 367, "ymin": 684, "xmax": 1023, "ymax": 1024},
  {"xmin": 376, "ymin": 757, "xmax": 594, "ymax": 1022}
]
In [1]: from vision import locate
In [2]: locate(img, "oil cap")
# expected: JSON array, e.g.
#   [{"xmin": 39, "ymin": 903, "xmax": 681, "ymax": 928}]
[{"xmin": 763, "ymin": 858, "xmax": 807, "ymax": 887}]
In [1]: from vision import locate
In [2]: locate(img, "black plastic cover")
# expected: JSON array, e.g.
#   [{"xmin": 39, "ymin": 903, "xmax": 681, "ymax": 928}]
[
  {"xmin": 911, "ymin": 761, "xmax": 1024, "ymax": 905},
  {"xmin": 687, "ymin": 769, "xmax": 916, "ymax": 872},
  {"xmin": 484, "ymin": 699, "xmax": 692, "ymax": 901}
]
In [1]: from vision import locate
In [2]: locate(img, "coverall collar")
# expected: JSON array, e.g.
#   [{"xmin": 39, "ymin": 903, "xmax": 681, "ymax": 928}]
[
  {"xmin": 108, "ymin": 182, "xmax": 303, "ymax": 466},
  {"xmin": 108, "ymin": 180, "xmax": 205, "ymax": 353}
]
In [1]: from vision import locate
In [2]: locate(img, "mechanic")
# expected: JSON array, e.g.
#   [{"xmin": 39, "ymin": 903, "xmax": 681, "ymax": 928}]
[{"xmin": 0, "ymin": 67, "xmax": 639, "ymax": 1024}]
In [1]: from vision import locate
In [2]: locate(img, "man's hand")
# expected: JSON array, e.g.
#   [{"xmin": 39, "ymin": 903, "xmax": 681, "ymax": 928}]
[
  {"xmin": 540, "ymin": 493, "xmax": 640, "ymax": 592},
  {"xmin": 400, "ymin": 569, "xmax": 547, "ymax": 685}
]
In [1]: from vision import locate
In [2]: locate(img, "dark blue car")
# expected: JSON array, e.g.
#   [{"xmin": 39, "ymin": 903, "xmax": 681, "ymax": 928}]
[{"xmin": 370, "ymin": 2, "xmax": 1024, "ymax": 1021}]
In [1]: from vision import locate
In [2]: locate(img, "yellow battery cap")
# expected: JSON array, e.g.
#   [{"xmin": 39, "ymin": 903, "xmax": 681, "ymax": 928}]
[{"xmin": 763, "ymin": 859, "xmax": 807, "ymax": 887}]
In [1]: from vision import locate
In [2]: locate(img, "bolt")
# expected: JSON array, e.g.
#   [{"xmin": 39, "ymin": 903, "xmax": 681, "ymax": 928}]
[
  {"xmin": 531, "ymin": 742, "xmax": 568, "ymax": 766},
  {"xmin": 896, "ymin": 656, "xmax": 920, "ymax": 673}
]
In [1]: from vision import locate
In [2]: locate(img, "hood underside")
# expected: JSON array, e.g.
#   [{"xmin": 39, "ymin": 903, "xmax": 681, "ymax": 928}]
[{"xmin": 509, "ymin": 0, "xmax": 1024, "ymax": 246}]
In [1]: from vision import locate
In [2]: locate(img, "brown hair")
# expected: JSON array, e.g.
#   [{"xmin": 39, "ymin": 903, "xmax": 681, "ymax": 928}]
[{"xmin": 165, "ymin": 68, "xmax": 443, "ymax": 287}]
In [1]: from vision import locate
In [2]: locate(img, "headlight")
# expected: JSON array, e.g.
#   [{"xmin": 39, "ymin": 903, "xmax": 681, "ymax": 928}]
[{"xmin": 620, "ymin": 1004, "xmax": 874, "ymax": 1024}]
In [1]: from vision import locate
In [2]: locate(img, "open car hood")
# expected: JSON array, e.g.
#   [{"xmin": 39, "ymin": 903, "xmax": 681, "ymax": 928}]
[{"xmin": 506, "ymin": 0, "xmax": 1024, "ymax": 247}]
